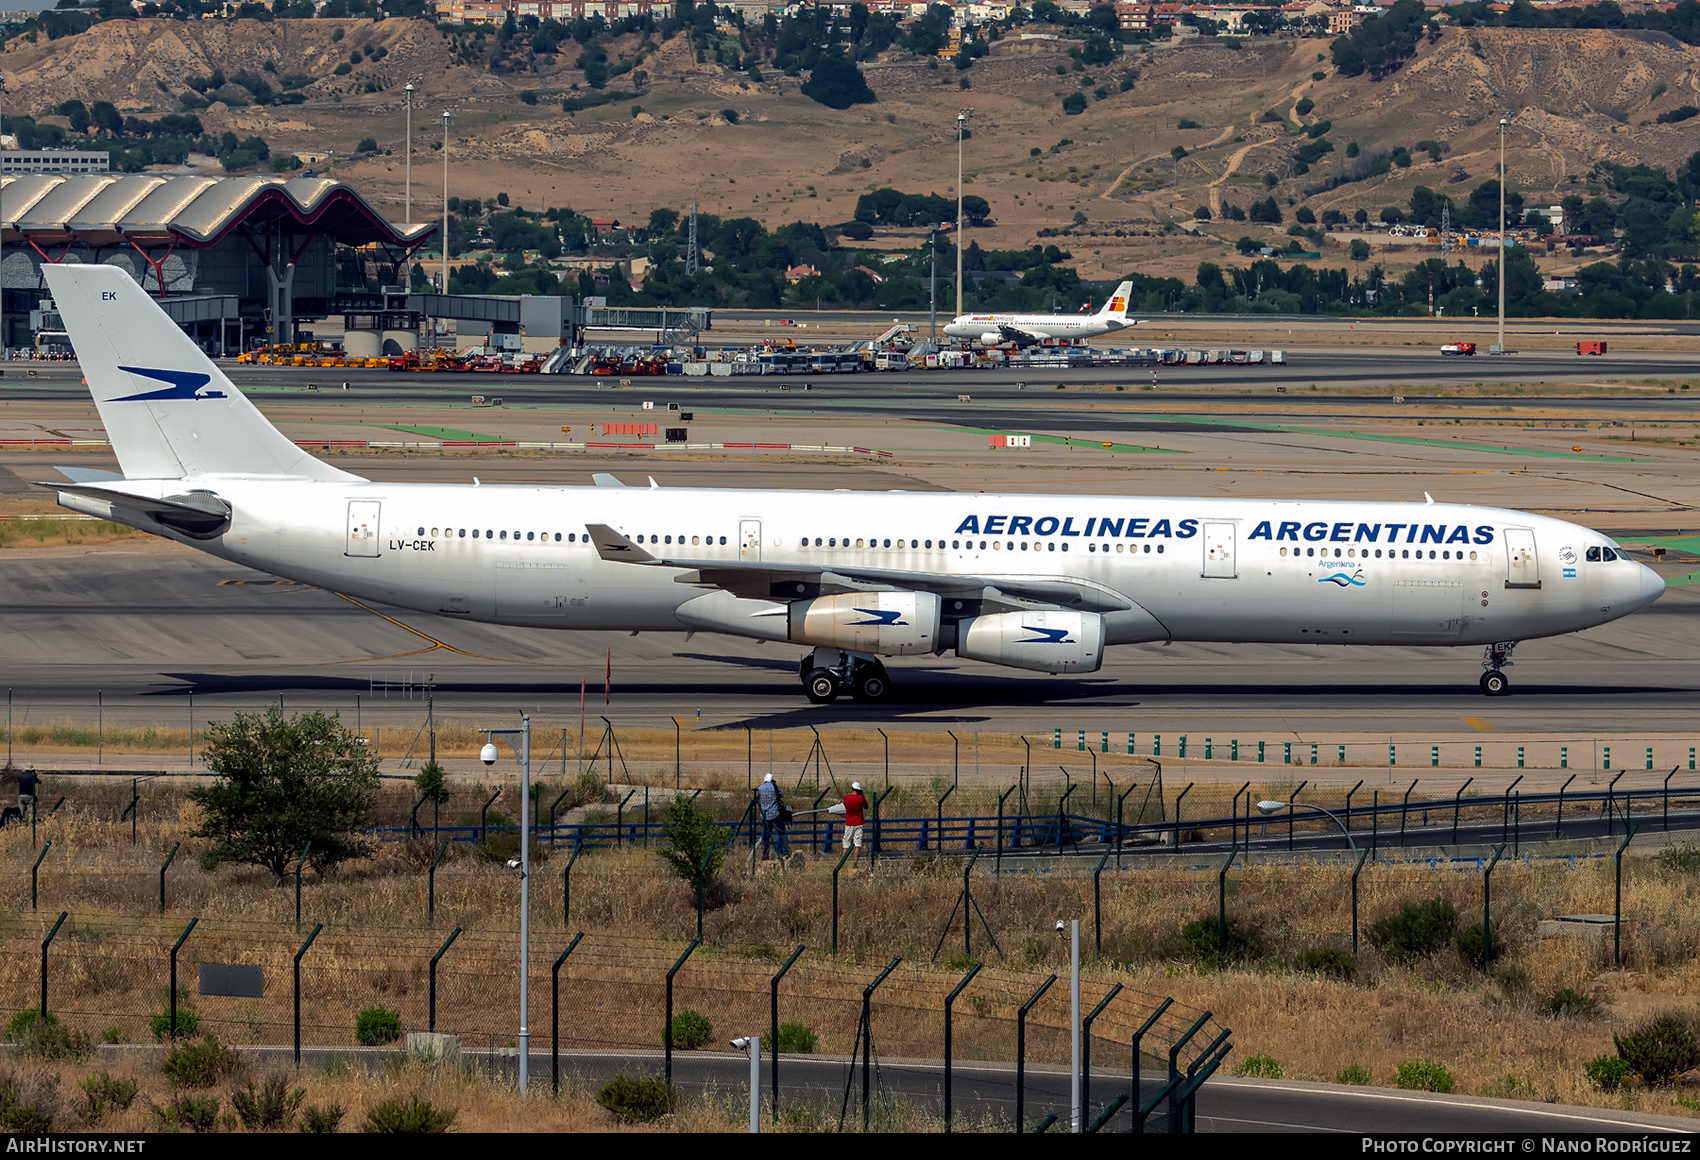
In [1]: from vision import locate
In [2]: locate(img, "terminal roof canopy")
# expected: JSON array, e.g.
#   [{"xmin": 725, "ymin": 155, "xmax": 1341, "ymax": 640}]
[{"xmin": 0, "ymin": 174, "xmax": 434, "ymax": 249}]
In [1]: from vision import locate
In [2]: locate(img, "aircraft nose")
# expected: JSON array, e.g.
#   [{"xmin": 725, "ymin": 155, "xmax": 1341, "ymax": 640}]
[{"xmin": 1628, "ymin": 563, "xmax": 1665, "ymax": 611}]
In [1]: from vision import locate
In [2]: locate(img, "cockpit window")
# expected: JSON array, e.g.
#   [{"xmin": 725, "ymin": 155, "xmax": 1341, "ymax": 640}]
[
  {"xmin": 1603, "ymin": 547, "xmax": 1619, "ymax": 561},
  {"xmin": 1586, "ymin": 547, "xmax": 1601, "ymax": 562}
]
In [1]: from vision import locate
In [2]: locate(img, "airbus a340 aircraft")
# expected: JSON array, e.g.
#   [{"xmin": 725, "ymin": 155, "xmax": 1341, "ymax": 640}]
[
  {"xmin": 41, "ymin": 264, "xmax": 1663, "ymax": 704},
  {"xmin": 942, "ymin": 280, "xmax": 1137, "ymax": 348}
]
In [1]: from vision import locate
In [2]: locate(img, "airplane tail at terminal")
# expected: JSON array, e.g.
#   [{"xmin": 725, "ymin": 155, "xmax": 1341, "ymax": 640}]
[
  {"xmin": 1099, "ymin": 280, "xmax": 1135, "ymax": 321},
  {"xmin": 44, "ymin": 264, "xmax": 357, "ymax": 483}
]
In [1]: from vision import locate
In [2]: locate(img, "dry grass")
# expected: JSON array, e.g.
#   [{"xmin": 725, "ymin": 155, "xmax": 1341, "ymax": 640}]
[
  {"xmin": 0, "ymin": 518, "xmax": 144, "ymax": 550},
  {"xmin": 8, "ymin": 793, "xmax": 1700, "ymax": 1126}
]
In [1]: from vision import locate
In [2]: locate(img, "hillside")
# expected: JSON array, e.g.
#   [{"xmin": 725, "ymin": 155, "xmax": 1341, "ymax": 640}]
[{"xmin": 4, "ymin": 18, "xmax": 1700, "ymax": 283}]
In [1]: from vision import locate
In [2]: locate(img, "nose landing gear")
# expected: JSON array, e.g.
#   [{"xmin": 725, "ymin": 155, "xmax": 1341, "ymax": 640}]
[
  {"xmin": 1480, "ymin": 641, "xmax": 1518, "ymax": 697},
  {"xmin": 799, "ymin": 647, "xmax": 892, "ymax": 704}
]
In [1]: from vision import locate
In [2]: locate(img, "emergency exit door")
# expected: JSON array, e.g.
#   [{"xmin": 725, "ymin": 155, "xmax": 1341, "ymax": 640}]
[
  {"xmin": 1202, "ymin": 522, "xmax": 1237, "ymax": 578},
  {"xmin": 346, "ymin": 500, "xmax": 381, "ymax": 558}
]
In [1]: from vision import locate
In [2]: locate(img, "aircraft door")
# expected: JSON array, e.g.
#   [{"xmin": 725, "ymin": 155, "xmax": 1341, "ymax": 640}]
[
  {"xmin": 1504, "ymin": 527, "xmax": 1540, "ymax": 589},
  {"xmin": 1202, "ymin": 521, "xmax": 1236, "ymax": 579},
  {"xmin": 739, "ymin": 520, "xmax": 762, "ymax": 562},
  {"xmin": 345, "ymin": 500, "xmax": 380, "ymax": 558}
]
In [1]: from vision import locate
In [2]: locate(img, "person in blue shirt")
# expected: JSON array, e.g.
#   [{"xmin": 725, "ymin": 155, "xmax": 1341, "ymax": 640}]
[{"xmin": 757, "ymin": 772, "xmax": 790, "ymax": 861}]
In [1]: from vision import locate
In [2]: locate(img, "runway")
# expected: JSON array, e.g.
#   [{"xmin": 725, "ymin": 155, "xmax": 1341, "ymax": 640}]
[{"xmin": 0, "ymin": 546, "xmax": 1693, "ymax": 743}]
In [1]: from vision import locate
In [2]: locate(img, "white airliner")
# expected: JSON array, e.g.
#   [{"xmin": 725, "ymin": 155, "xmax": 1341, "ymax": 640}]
[
  {"xmin": 942, "ymin": 280, "xmax": 1136, "ymax": 348},
  {"xmin": 40, "ymin": 264, "xmax": 1664, "ymax": 703}
]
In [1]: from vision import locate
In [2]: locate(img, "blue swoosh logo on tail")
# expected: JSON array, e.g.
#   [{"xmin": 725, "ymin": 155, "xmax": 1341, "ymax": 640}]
[{"xmin": 113, "ymin": 367, "xmax": 224, "ymax": 402}]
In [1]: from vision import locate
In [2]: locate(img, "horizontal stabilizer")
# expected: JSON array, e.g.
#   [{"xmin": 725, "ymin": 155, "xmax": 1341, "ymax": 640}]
[
  {"xmin": 54, "ymin": 466, "xmax": 124, "ymax": 484},
  {"xmin": 37, "ymin": 481, "xmax": 232, "ymax": 539}
]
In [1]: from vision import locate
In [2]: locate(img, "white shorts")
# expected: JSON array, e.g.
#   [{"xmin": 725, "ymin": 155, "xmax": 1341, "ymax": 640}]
[{"xmin": 842, "ymin": 824, "xmax": 864, "ymax": 849}]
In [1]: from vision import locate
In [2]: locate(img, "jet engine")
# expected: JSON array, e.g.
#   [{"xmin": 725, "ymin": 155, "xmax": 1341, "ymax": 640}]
[
  {"xmin": 788, "ymin": 591, "xmax": 940, "ymax": 656},
  {"xmin": 980, "ymin": 332, "xmax": 1003, "ymax": 346},
  {"xmin": 957, "ymin": 610, "xmax": 1105, "ymax": 673}
]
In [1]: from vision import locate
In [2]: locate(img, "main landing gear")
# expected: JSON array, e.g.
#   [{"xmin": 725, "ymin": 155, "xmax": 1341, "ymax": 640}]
[
  {"xmin": 799, "ymin": 648, "xmax": 892, "ymax": 704},
  {"xmin": 1479, "ymin": 641, "xmax": 1518, "ymax": 697}
]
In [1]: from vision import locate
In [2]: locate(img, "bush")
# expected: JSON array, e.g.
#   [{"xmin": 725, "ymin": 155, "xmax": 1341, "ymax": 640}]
[
  {"xmin": 300, "ymin": 1102, "xmax": 345, "ymax": 1133},
  {"xmin": 721, "ymin": 108, "xmax": 739, "ymax": 124},
  {"xmin": 1232, "ymin": 1053, "xmax": 1282, "ymax": 1078},
  {"xmin": 355, "ymin": 1006, "xmax": 402, "ymax": 1046},
  {"xmin": 155, "ymin": 1093, "xmax": 219, "ymax": 1132},
  {"xmin": 1477, "ymin": 1074, "xmax": 1537, "ymax": 1100},
  {"xmin": 362, "ymin": 1095, "xmax": 455, "ymax": 1133},
  {"xmin": 77, "ymin": 1071, "xmax": 137, "ymax": 1124},
  {"xmin": 1293, "ymin": 946, "xmax": 1356, "ymax": 981},
  {"xmin": 1656, "ymin": 844, "xmax": 1700, "ymax": 873},
  {"xmin": 761, "ymin": 1023, "xmax": 819, "ymax": 1054},
  {"xmin": 1393, "ymin": 1059, "xmax": 1455, "ymax": 1093},
  {"xmin": 1170, "ymin": 145, "xmax": 1187, "ymax": 161},
  {"xmin": 356, "ymin": 136, "xmax": 378, "ymax": 153},
  {"xmin": 1540, "ymin": 987, "xmax": 1600, "ymax": 1019},
  {"xmin": 1615, "ymin": 1014, "xmax": 1700, "ymax": 1085},
  {"xmin": 1367, "ymin": 898, "xmax": 1457, "ymax": 962},
  {"xmin": 160, "ymin": 1036, "xmax": 243, "ymax": 1088},
  {"xmin": 840, "ymin": 221, "xmax": 873, "ymax": 241},
  {"xmin": 1585, "ymin": 1054, "xmax": 1632, "ymax": 1091},
  {"xmin": 231, "ymin": 1076, "xmax": 304, "ymax": 1129},
  {"xmin": 1454, "ymin": 922, "xmax": 1500, "ymax": 967},
  {"xmin": 1178, "ymin": 915, "xmax": 1264, "ymax": 969},
  {"xmin": 1062, "ymin": 92, "xmax": 1086, "ymax": 115},
  {"xmin": 667, "ymin": 1010, "xmax": 712, "ymax": 1050},
  {"xmin": 149, "ymin": 1010, "xmax": 201, "ymax": 1040},
  {"xmin": 596, "ymin": 1074, "xmax": 678, "ymax": 1123},
  {"xmin": 1335, "ymin": 1063, "xmax": 1372, "ymax": 1085},
  {"xmin": 0, "ymin": 1070, "xmax": 60, "ymax": 1132},
  {"xmin": 1177, "ymin": 117, "xmax": 1200, "ymax": 129},
  {"xmin": 6, "ymin": 1011, "xmax": 92, "ymax": 1061}
]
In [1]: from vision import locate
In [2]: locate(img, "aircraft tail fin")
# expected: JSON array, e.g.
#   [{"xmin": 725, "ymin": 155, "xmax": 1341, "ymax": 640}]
[
  {"xmin": 1099, "ymin": 280, "xmax": 1135, "ymax": 320},
  {"xmin": 43, "ymin": 263, "xmax": 359, "ymax": 483}
]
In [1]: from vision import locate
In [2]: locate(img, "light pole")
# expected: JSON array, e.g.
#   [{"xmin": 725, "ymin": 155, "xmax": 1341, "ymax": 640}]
[
  {"xmin": 1495, "ymin": 114, "xmax": 1508, "ymax": 355},
  {"xmin": 402, "ymin": 79, "xmax": 417, "ymax": 295},
  {"xmin": 480, "ymin": 715, "xmax": 531, "ymax": 1093},
  {"xmin": 928, "ymin": 229, "xmax": 937, "ymax": 349},
  {"xmin": 955, "ymin": 109, "xmax": 970, "ymax": 317},
  {"xmin": 441, "ymin": 109, "xmax": 453, "ymax": 303},
  {"xmin": 1055, "ymin": 917, "xmax": 1081, "ymax": 1131}
]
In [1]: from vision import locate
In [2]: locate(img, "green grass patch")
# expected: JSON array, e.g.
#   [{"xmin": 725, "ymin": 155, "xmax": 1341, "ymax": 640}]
[{"xmin": 368, "ymin": 424, "xmax": 510, "ymax": 443}]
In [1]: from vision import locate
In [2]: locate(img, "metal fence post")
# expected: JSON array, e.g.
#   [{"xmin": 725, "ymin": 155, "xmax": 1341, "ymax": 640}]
[
  {"xmin": 1080, "ymin": 983, "xmax": 1124, "ymax": 1125},
  {"xmin": 943, "ymin": 962, "xmax": 982, "ymax": 1133},
  {"xmin": 1482, "ymin": 845, "xmax": 1505, "ymax": 974},
  {"xmin": 1287, "ymin": 781, "xmax": 1307, "ymax": 850},
  {"xmin": 1217, "ymin": 847, "xmax": 1239, "ymax": 956},
  {"xmin": 770, "ymin": 944, "xmax": 805, "ymax": 1114},
  {"xmin": 1172, "ymin": 784, "xmax": 1192, "ymax": 851},
  {"xmin": 832, "ymin": 848, "xmax": 853, "ymax": 956},
  {"xmin": 31, "ymin": 842, "xmax": 49, "ymax": 912},
  {"xmin": 429, "ymin": 927, "xmax": 462, "ymax": 1032},
  {"xmin": 664, "ymin": 939, "xmax": 701, "ymax": 1085},
  {"xmin": 552, "ymin": 932, "xmax": 584, "ymax": 1094},
  {"xmin": 862, "ymin": 957, "xmax": 902, "ymax": 1131},
  {"xmin": 1665, "ymin": 767, "xmax": 1678, "ymax": 832},
  {"xmin": 1616, "ymin": 824, "xmax": 1638, "ymax": 968},
  {"xmin": 39, "ymin": 911, "xmax": 66, "ymax": 1018},
  {"xmin": 428, "ymin": 841, "xmax": 449, "ymax": 925},
  {"xmin": 1555, "ymin": 774, "xmax": 1575, "ymax": 838},
  {"xmin": 1016, "ymin": 974, "xmax": 1057, "ymax": 1134},
  {"xmin": 872, "ymin": 785, "xmax": 895, "ymax": 867},
  {"xmin": 169, "ymin": 917, "xmax": 197, "ymax": 1041},
  {"xmin": 1399, "ymin": 779, "xmax": 1418, "ymax": 847},
  {"xmin": 293, "ymin": 922, "xmax": 322, "ymax": 1064},
  {"xmin": 1093, "ymin": 848, "xmax": 1111, "ymax": 956},
  {"xmin": 1351, "ymin": 847, "xmax": 1369, "ymax": 955},
  {"xmin": 562, "ymin": 839, "xmax": 583, "ymax": 928},
  {"xmin": 480, "ymin": 788, "xmax": 502, "ymax": 845},
  {"xmin": 1451, "ymin": 779, "xmax": 1472, "ymax": 846},
  {"xmin": 997, "ymin": 784, "xmax": 1017, "ymax": 876},
  {"xmin": 159, "ymin": 842, "xmax": 180, "ymax": 915},
  {"xmin": 1130, "ymin": 996, "xmax": 1173, "ymax": 1134}
]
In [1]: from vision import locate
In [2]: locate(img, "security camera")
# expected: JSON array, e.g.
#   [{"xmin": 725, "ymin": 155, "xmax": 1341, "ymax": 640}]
[
  {"xmin": 730, "ymin": 1037, "xmax": 751, "ymax": 1050},
  {"xmin": 506, "ymin": 859, "xmax": 521, "ymax": 870},
  {"xmin": 1055, "ymin": 919, "xmax": 1066, "ymax": 934},
  {"xmin": 480, "ymin": 742, "xmax": 498, "ymax": 766}
]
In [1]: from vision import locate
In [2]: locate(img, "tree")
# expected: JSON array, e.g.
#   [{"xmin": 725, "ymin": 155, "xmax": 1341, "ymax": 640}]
[
  {"xmin": 189, "ymin": 707, "xmax": 380, "ymax": 880},
  {"xmin": 355, "ymin": 136, "xmax": 378, "ymax": 153},
  {"xmin": 801, "ymin": 50, "xmax": 876, "ymax": 109},
  {"xmin": 659, "ymin": 794, "xmax": 731, "ymax": 937}
]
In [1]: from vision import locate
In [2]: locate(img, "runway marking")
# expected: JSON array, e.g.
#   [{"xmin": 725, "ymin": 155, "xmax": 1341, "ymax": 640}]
[
  {"xmin": 217, "ymin": 579, "xmax": 305, "ymax": 587},
  {"xmin": 331, "ymin": 593, "xmax": 551, "ymax": 667},
  {"xmin": 1462, "ymin": 717, "xmax": 1500, "ymax": 733}
]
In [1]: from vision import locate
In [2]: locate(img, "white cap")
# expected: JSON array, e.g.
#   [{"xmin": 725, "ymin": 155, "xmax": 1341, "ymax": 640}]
[
  {"xmin": 851, "ymin": 782, "xmax": 861, "ymax": 791},
  {"xmin": 764, "ymin": 773, "xmax": 774, "ymax": 782}
]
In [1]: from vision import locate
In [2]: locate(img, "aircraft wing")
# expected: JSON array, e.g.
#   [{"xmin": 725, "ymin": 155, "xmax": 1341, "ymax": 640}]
[
  {"xmin": 582, "ymin": 523, "xmax": 1132, "ymax": 613},
  {"xmin": 996, "ymin": 324, "xmax": 1048, "ymax": 345}
]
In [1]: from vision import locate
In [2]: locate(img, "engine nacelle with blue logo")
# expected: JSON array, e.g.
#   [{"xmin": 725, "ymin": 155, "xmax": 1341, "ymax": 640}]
[
  {"xmin": 957, "ymin": 610, "xmax": 1105, "ymax": 673},
  {"xmin": 787, "ymin": 591, "xmax": 941, "ymax": 655}
]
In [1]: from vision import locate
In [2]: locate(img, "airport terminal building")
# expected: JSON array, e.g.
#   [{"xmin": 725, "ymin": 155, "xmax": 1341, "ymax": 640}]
[{"xmin": 0, "ymin": 174, "xmax": 435, "ymax": 353}]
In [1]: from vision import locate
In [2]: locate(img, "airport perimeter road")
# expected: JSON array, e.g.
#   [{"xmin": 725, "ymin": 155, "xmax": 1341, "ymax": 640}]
[
  {"xmin": 0, "ymin": 548, "xmax": 1694, "ymax": 738},
  {"xmin": 208, "ymin": 1045, "xmax": 1695, "ymax": 1133}
]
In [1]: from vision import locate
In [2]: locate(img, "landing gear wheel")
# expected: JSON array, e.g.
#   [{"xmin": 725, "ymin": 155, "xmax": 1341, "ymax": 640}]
[
  {"xmin": 1480, "ymin": 670, "xmax": 1510, "ymax": 697},
  {"xmin": 804, "ymin": 668, "xmax": 840, "ymax": 704},
  {"xmin": 853, "ymin": 667, "xmax": 892, "ymax": 702}
]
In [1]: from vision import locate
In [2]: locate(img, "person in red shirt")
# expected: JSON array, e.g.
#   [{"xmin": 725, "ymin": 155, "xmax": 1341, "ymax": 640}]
[{"xmin": 841, "ymin": 781, "xmax": 867, "ymax": 868}]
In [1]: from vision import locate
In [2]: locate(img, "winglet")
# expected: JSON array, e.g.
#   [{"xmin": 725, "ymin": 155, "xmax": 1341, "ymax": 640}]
[
  {"xmin": 1424, "ymin": 491, "xmax": 1435, "ymax": 504},
  {"xmin": 592, "ymin": 473, "xmax": 626, "ymax": 488},
  {"xmin": 584, "ymin": 523, "xmax": 656, "ymax": 563}
]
